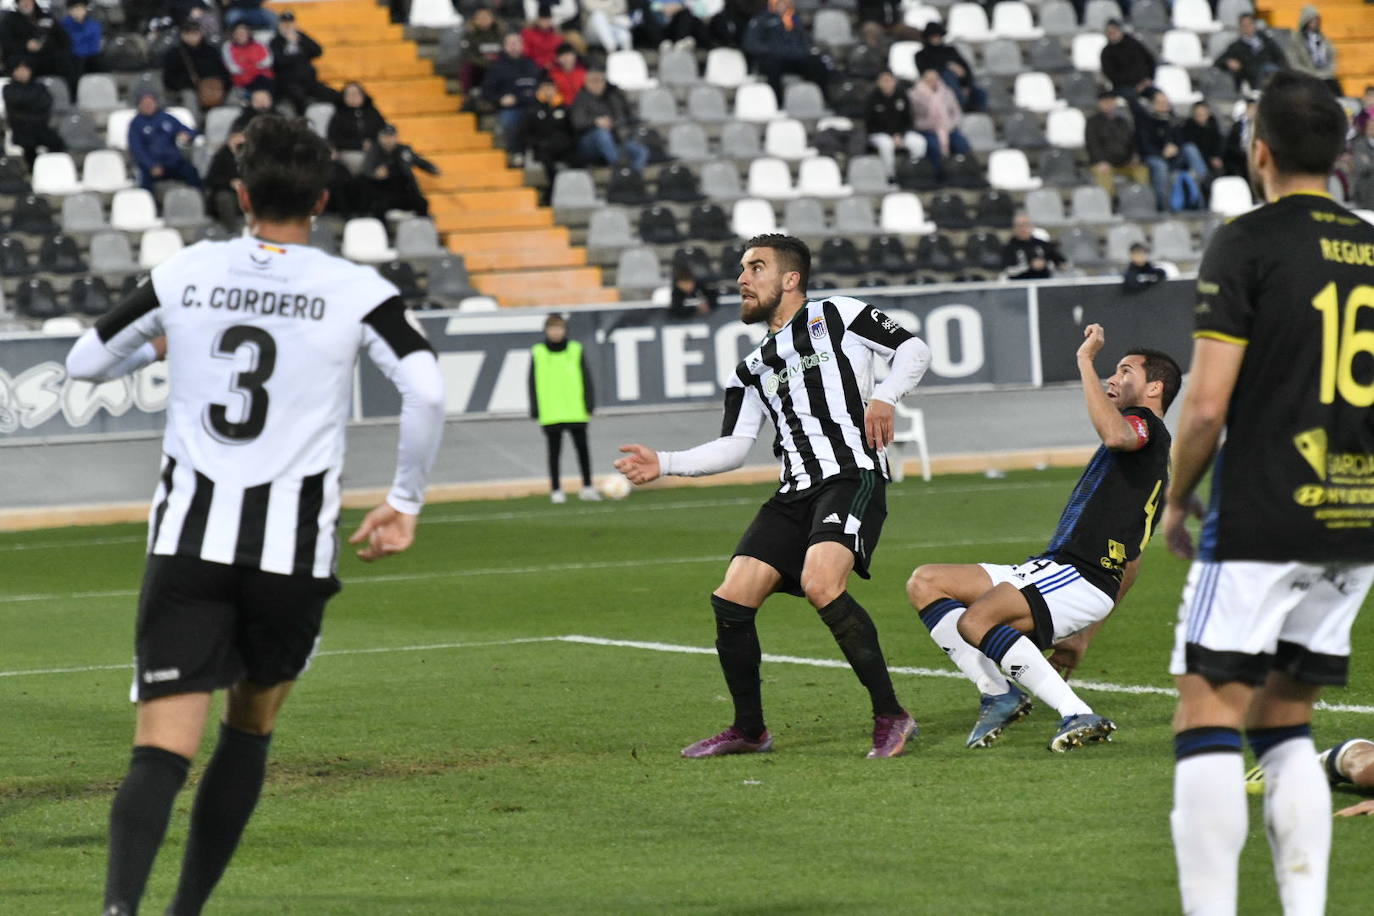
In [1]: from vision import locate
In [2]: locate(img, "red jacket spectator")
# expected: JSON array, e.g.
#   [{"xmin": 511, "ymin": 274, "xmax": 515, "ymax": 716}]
[
  {"xmin": 521, "ymin": 22, "xmax": 561, "ymax": 69},
  {"xmin": 223, "ymin": 22, "xmax": 274, "ymax": 90},
  {"xmin": 549, "ymin": 46, "xmax": 586, "ymax": 102}
]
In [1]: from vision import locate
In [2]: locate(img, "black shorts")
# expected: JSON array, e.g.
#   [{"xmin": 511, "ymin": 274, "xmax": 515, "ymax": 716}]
[
  {"xmin": 733, "ymin": 471, "xmax": 887, "ymax": 597},
  {"xmin": 133, "ymin": 554, "xmax": 340, "ymax": 701}
]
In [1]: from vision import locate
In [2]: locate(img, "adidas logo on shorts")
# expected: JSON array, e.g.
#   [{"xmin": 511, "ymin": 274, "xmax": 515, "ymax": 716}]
[{"xmin": 822, "ymin": 513, "xmax": 842, "ymax": 524}]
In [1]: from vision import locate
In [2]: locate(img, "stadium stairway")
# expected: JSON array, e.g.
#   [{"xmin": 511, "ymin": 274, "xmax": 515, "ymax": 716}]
[
  {"xmin": 271, "ymin": 0, "xmax": 616, "ymax": 307},
  {"xmin": 1261, "ymin": 0, "xmax": 1374, "ymax": 92}
]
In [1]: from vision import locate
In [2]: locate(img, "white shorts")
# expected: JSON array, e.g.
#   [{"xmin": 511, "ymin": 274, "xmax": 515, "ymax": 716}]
[
  {"xmin": 1169, "ymin": 560, "xmax": 1374, "ymax": 686},
  {"xmin": 979, "ymin": 559, "xmax": 1115, "ymax": 648}
]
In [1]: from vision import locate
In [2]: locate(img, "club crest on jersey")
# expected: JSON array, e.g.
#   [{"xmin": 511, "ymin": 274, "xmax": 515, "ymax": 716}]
[{"xmin": 808, "ymin": 316, "xmax": 827, "ymax": 340}]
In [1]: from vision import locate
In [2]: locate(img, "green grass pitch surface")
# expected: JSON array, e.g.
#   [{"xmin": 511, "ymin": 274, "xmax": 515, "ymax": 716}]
[{"xmin": 3, "ymin": 468, "xmax": 1372, "ymax": 914}]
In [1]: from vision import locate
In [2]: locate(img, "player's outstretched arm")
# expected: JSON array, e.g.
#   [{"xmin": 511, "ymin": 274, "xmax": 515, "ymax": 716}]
[
  {"xmin": 1335, "ymin": 799, "xmax": 1374, "ymax": 817},
  {"xmin": 1077, "ymin": 324, "xmax": 1145, "ymax": 451},
  {"xmin": 65, "ymin": 280, "xmax": 166, "ymax": 381},
  {"xmin": 615, "ymin": 444, "xmax": 661, "ymax": 484},
  {"xmin": 349, "ymin": 503, "xmax": 419, "ymax": 561}
]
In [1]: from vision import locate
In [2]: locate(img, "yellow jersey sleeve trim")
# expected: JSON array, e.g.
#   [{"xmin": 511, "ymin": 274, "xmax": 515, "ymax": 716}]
[{"xmin": 1194, "ymin": 330, "xmax": 1249, "ymax": 346}]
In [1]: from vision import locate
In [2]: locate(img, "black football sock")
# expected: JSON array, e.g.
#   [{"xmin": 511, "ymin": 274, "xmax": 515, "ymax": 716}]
[
  {"xmin": 711, "ymin": 595, "xmax": 765, "ymax": 740},
  {"xmin": 167, "ymin": 724, "xmax": 272, "ymax": 916},
  {"xmin": 818, "ymin": 592, "xmax": 904, "ymax": 718},
  {"xmin": 105, "ymin": 745, "xmax": 191, "ymax": 915}
]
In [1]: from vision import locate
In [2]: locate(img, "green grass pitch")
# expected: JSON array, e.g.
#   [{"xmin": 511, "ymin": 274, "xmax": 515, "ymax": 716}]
[{"xmin": 2, "ymin": 468, "xmax": 1372, "ymax": 914}]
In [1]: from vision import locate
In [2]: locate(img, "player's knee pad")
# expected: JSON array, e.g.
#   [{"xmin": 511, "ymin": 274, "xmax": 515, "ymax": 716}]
[{"xmin": 711, "ymin": 594, "xmax": 757, "ymax": 627}]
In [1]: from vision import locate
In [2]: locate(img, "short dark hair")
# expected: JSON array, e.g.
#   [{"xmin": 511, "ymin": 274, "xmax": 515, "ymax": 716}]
[
  {"xmin": 745, "ymin": 233, "xmax": 810, "ymax": 291},
  {"xmin": 1125, "ymin": 347, "xmax": 1182, "ymax": 412},
  {"xmin": 1255, "ymin": 70, "xmax": 1346, "ymax": 177},
  {"xmin": 237, "ymin": 115, "xmax": 332, "ymax": 223},
  {"xmin": 543, "ymin": 313, "xmax": 566, "ymax": 330}
]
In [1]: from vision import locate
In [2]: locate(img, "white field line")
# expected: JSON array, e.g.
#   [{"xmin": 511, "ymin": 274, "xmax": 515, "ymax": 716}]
[
  {"xmin": 2, "ymin": 632, "xmax": 1371, "ymax": 716},
  {"xmin": 0, "ymin": 480, "xmax": 1067, "ymax": 551},
  {"xmin": 0, "ymin": 534, "xmax": 1044, "ymax": 605}
]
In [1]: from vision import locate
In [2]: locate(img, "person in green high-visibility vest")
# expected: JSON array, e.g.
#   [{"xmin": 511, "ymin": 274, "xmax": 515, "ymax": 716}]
[{"xmin": 529, "ymin": 313, "xmax": 598, "ymax": 504}]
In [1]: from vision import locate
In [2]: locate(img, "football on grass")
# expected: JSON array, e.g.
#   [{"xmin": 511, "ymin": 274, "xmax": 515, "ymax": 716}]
[{"xmin": 599, "ymin": 475, "xmax": 632, "ymax": 500}]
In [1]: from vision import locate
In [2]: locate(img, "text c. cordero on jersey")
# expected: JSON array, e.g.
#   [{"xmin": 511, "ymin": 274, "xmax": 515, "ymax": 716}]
[{"xmin": 181, "ymin": 285, "xmax": 327, "ymax": 321}]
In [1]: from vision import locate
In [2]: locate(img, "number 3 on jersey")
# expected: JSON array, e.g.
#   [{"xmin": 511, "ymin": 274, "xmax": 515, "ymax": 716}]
[{"xmin": 205, "ymin": 325, "xmax": 277, "ymax": 443}]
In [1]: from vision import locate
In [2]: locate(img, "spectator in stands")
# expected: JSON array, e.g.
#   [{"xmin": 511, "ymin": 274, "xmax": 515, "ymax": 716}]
[
  {"xmin": 459, "ymin": 6, "xmax": 506, "ymax": 93},
  {"xmin": 1001, "ymin": 211, "xmax": 1065, "ymax": 281},
  {"xmin": 183, "ymin": 1, "xmax": 223, "ymax": 46},
  {"xmin": 710, "ymin": 0, "xmax": 762, "ymax": 46},
  {"xmin": 549, "ymin": 43, "xmax": 586, "ymax": 102},
  {"xmin": 743, "ymin": 0, "xmax": 831, "ymax": 107},
  {"xmin": 909, "ymin": 66, "xmax": 971, "ymax": 185},
  {"xmin": 1135, "ymin": 89, "xmax": 1207, "ymax": 212},
  {"xmin": 1353, "ymin": 85, "xmax": 1374, "ymax": 136},
  {"xmin": 584, "ymin": 0, "xmax": 633, "ymax": 52},
  {"xmin": 570, "ymin": 68, "xmax": 648, "ymax": 171},
  {"xmin": 325, "ymin": 146, "xmax": 365, "ymax": 218},
  {"xmin": 59, "ymin": 0, "xmax": 103, "ymax": 80},
  {"xmin": 230, "ymin": 86, "xmax": 278, "ymax": 132},
  {"xmin": 327, "ymin": 81, "xmax": 387, "ymax": 152},
  {"xmin": 2, "ymin": 59, "xmax": 66, "ymax": 170},
  {"xmin": 1214, "ymin": 13, "xmax": 1286, "ymax": 93},
  {"xmin": 362, "ymin": 123, "xmax": 441, "ymax": 219},
  {"xmin": 521, "ymin": 2, "xmax": 563, "ymax": 69},
  {"xmin": 222, "ymin": 21, "xmax": 274, "ymax": 96},
  {"xmin": 1353, "ymin": 118, "xmax": 1374, "ymax": 209},
  {"xmin": 0, "ymin": 0, "xmax": 78, "ymax": 96},
  {"xmin": 914, "ymin": 22, "xmax": 985, "ymax": 113},
  {"xmin": 865, "ymin": 69, "xmax": 925, "ymax": 177},
  {"xmin": 222, "ymin": 0, "xmax": 276, "ymax": 31},
  {"xmin": 514, "ymin": 76, "xmax": 575, "ymax": 199},
  {"xmin": 1100, "ymin": 19, "xmax": 1155, "ymax": 97},
  {"xmin": 270, "ymin": 11, "xmax": 337, "ymax": 115},
  {"xmin": 486, "ymin": 33, "xmax": 543, "ymax": 146},
  {"xmin": 1222, "ymin": 97, "xmax": 1254, "ymax": 179},
  {"xmin": 667, "ymin": 266, "xmax": 719, "ymax": 317},
  {"xmin": 163, "ymin": 22, "xmax": 229, "ymax": 112},
  {"xmin": 1086, "ymin": 90, "xmax": 1148, "ymax": 197},
  {"xmin": 204, "ymin": 129, "xmax": 244, "ymax": 231},
  {"xmin": 127, "ymin": 92, "xmax": 202, "ymax": 192},
  {"xmin": 1291, "ymin": 5, "xmax": 1342, "ymax": 96},
  {"xmin": 1179, "ymin": 101, "xmax": 1224, "ymax": 186},
  {"xmin": 1121, "ymin": 241, "xmax": 1167, "ymax": 294},
  {"xmin": 634, "ymin": 0, "xmax": 712, "ymax": 51}
]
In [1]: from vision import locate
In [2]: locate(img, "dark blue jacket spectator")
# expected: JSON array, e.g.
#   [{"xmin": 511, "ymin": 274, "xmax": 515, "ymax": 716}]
[
  {"xmin": 484, "ymin": 33, "xmax": 543, "ymax": 142},
  {"xmin": 60, "ymin": 6, "xmax": 102, "ymax": 60},
  {"xmin": 742, "ymin": 6, "xmax": 810, "ymax": 61},
  {"xmin": 128, "ymin": 93, "xmax": 203, "ymax": 191}
]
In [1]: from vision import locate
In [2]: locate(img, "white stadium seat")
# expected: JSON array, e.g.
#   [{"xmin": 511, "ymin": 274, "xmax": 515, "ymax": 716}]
[
  {"xmin": 341, "ymin": 217, "xmax": 398, "ymax": 262},
  {"xmin": 1013, "ymin": 72, "xmax": 1063, "ymax": 113},
  {"xmin": 945, "ymin": 2, "xmax": 993, "ymax": 41},
  {"xmin": 81, "ymin": 149, "xmax": 133, "ymax": 193},
  {"xmin": 1209, "ymin": 175, "xmax": 1254, "ymax": 216},
  {"xmin": 1154, "ymin": 65, "xmax": 1204, "ymax": 106},
  {"xmin": 104, "ymin": 108, "xmax": 135, "ymax": 150},
  {"xmin": 987, "ymin": 148, "xmax": 1043, "ymax": 191},
  {"xmin": 888, "ymin": 40, "xmax": 921, "ymax": 81},
  {"xmin": 902, "ymin": 5, "xmax": 942, "ymax": 31},
  {"xmin": 796, "ymin": 157, "xmax": 852, "ymax": 199},
  {"xmin": 110, "ymin": 188, "xmax": 163, "ymax": 232},
  {"xmin": 31, "ymin": 152, "xmax": 84, "ymax": 195},
  {"xmin": 763, "ymin": 118, "xmax": 814, "ymax": 160},
  {"xmin": 731, "ymin": 198, "xmax": 778, "ymax": 238},
  {"xmin": 879, "ymin": 192, "xmax": 937, "ymax": 234},
  {"xmin": 746, "ymin": 157, "xmax": 797, "ymax": 199},
  {"xmin": 991, "ymin": 2, "xmax": 1042, "ymax": 40},
  {"xmin": 704, "ymin": 48, "xmax": 749, "ymax": 88},
  {"xmin": 1046, "ymin": 107, "xmax": 1086, "ymax": 149},
  {"xmin": 734, "ymin": 83, "xmax": 780, "ymax": 122},
  {"xmin": 1173, "ymin": 0, "xmax": 1221, "ymax": 33},
  {"xmin": 409, "ymin": 0, "xmax": 462, "ymax": 27},
  {"xmin": 1161, "ymin": 29, "xmax": 1205, "ymax": 68},
  {"xmin": 606, "ymin": 50, "xmax": 657, "ymax": 91},
  {"xmin": 138, "ymin": 227, "xmax": 183, "ymax": 269},
  {"xmin": 1071, "ymin": 33, "xmax": 1107, "ymax": 73}
]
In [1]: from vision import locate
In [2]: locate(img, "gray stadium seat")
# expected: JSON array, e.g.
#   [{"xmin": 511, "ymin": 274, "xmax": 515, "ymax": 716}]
[
  {"xmin": 587, "ymin": 208, "xmax": 635, "ymax": 249},
  {"xmin": 668, "ymin": 123, "xmax": 711, "ymax": 162},
  {"xmin": 427, "ymin": 255, "xmax": 477, "ymax": 305},
  {"xmin": 1118, "ymin": 182, "xmax": 1158, "ymax": 220},
  {"xmin": 310, "ymin": 219, "xmax": 341, "ymax": 253},
  {"xmin": 813, "ymin": 8, "xmax": 854, "ymax": 46},
  {"xmin": 637, "ymin": 87, "xmax": 679, "ymax": 126},
  {"xmin": 616, "ymin": 246, "xmax": 664, "ymax": 289},
  {"xmin": 89, "ymin": 231, "xmax": 138, "ymax": 273},
  {"xmin": 62, "ymin": 192, "xmax": 107, "ymax": 234},
  {"xmin": 163, "ymin": 186, "xmax": 209, "ymax": 229},
  {"xmin": 1195, "ymin": 67, "xmax": 1240, "ymax": 104},
  {"xmin": 1039, "ymin": 148, "xmax": 1080, "ymax": 187},
  {"xmin": 1062, "ymin": 227, "xmax": 1104, "ymax": 265},
  {"xmin": 983, "ymin": 39, "xmax": 1023, "ymax": 76},
  {"xmin": 1002, "ymin": 112, "xmax": 1047, "ymax": 150},
  {"xmin": 205, "ymin": 106, "xmax": 241, "ymax": 149},
  {"xmin": 962, "ymin": 113, "xmax": 999, "ymax": 153},
  {"xmin": 394, "ymin": 217, "xmax": 445, "ymax": 258},
  {"xmin": 1060, "ymin": 71, "xmax": 1102, "ymax": 110},
  {"xmin": 40, "ymin": 76, "xmax": 72, "ymax": 113},
  {"xmin": 1106, "ymin": 222, "xmax": 1147, "ymax": 264},
  {"xmin": 76, "ymin": 73, "xmax": 120, "ymax": 112},
  {"xmin": 658, "ymin": 48, "xmax": 698, "ymax": 86},
  {"xmin": 1040, "ymin": 0, "xmax": 1078, "ymax": 37},
  {"xmin": 720, "ymin": 122, "xmax": 762, "ymax": 160},
  {"xmin": 551, "ymin": 170, "xmax": 600, "ymax": 208},
  {"xmin": 1151, "ymin": 219, "xmax": 1198, "ymax": 261},
  {"xmin": 1131, "ymin": 0, "xmax": 1169, "ymax": 32},
  {"xmin": 846, "ymin": 155, "xmax": 890, "ymax": 195},
  {"xmin": 58, "ymin": 112, "xmax": 103, "ymax": 153},
  {"xmin": 702, "ymin": 161, "xmax": 745, "ymax": 201},
  {"xmin": 783, "ymin": 82, "xmax": 826, "ymax": 119},
  {"xmin": 1207, "ymin": 30, "xmax": 1239, "ymax": 60},
  {"xmin": 687, "ymin": 85, "xmax": 729, "ymax": 123},
  {"xmin": 1026, "ymin": 188, "xmax": 1069, "ymax": 226},
  {"xmin": 1084, "ymin": 0, "xmax": 1123, "ymax": 31},
  {"xmin": 1071, "ymin": 186, "xmax": 1120, "ymax": 224},
  {"xmin": 306, "ymin": 102, "xmax": 335, "ymax": 138},
  {"xmin": 833, "ymin": 197, "xmax": 878, "ymax": 235},
  {"xmin": 783, "ymin": 198, "xmax": 829, "ymax": 236},
  {"xmin": 1217, "ymin": 0, "xmax": 1253, "ymax": 23},
  {"xmin": 1028, "ymin": 37, "xmax": 1072, "ymax": 73}
]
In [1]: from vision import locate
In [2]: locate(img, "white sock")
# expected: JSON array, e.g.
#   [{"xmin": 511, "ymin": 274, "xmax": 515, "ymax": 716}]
[
  {"xmin": 979, "ymin": 625, "xmax": 1091, "ymax": 717},
  {"xmin": 927, "ymin": 608, "xmax": 1010, "ymax": 696},
  {"xmin": 1172, "ymin": 739, "xmax": 1247, "ymax": 916},
  {"xmin": 1259, "ymin": 735, "xmax": 1330, "ymax": 916}
]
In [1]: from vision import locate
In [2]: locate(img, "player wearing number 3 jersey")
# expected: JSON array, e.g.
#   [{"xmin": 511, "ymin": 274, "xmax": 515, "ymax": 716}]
[
  {"xmin": 66, "ymin": 116, "xmax": 446, "ymax": 916},
  {"xmin": 1161, "ymin": 71, "xmax": 1374, "ymax": 916}
]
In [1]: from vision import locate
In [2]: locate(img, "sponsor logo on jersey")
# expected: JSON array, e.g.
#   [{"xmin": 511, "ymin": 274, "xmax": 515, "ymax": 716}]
[
  {"xmin": 808, "ymin": 316, "xmax": 827, "ymax": 340},
  {"xmin": 870, "ymin": 308, "xmax": 900, "ymax": 334},
  {"xmin": 764, "ymin": 351, "xmax": 830, "ymax": 396}
]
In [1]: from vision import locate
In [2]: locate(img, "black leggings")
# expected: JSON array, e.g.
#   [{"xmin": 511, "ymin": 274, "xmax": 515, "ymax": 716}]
[{"xmin": 543, "ymin": 422, "xmax": 592, "ymax": 491}]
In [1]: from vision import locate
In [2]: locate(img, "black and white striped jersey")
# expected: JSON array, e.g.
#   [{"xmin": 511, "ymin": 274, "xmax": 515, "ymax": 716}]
[
  {"xmin": 66, "ymin": 237, "xmax": 446, "ymax": 578},
  {"xmin": 715, "ymin": 296, "xmax": 928, "ymax": 493}
]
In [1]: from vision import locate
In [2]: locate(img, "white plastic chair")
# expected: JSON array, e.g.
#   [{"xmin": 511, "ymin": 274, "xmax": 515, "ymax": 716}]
[
  {"xmin": 31, "ymin": 152, "xmax": 84, "ymax": 194},
  {"xmin": 888, "ymin": 40, "xmax": 921, "ymax": 81},
  {"xmin": 138, "ymin": 227, "xmax": 184, "ymax": 268},
  {"xmin": 1071, "ymin": 32, "xmax": 1107, "ymax": 73},
  {"xmin": 902, "ymin": 5, "xmax": 942, "ymax": 31},
  {"xmin": 763, "ymin": 118, "xmax": 813, "ymax": 160},
  {"xmin": 104, "ymin": 108, "xmax": 136, "ymax": 150},
  {"xmin": 991, "ymin": 1, "xmax": 1043, "ymax": 40},
  {"xmin": 731, "ymin": 198, "xmax": 779, "ymax": 238},
  {"xmin": 1046, "ymin": 107, "xmax": 1086, "ymax": 149},
  {"xmin": 409, "ymin": 0, "xmax": 463, "ymax": 27},
  {"xmin": 1209, "ymin": 175, "xmax": 1254, "ymax": 216},
  {"xmin": 945, "ymin": 2, "xmax": 993, "ymax": 41},
  {"xmin": 734, "ymin": 83, "xmax": 780, "ymax": 122},
  {"xmin": 1161, "ymin": 29, "xmax": 1205, "ymax": 68},
  {"xmin": 1154, "ymin": 65, "xmax": 1204, "ymax": 106},
  {"xmin": 746, "ymin": 157, "xmax": 797, "ymax": 199},
  {"xmin": 888, "ymin": 402, "xmax": 931, "ymax": 482},
  {"xmin": 797, "ymin": 157, "xmax": 852, "ymax": 199},
  {"xmin": 341, "ymin": 217, "xmax": 398, "ymax": 262},
  {"xmin": 987, "ymin": 148, "xmax": 1043, "ymax": 191},
  {"xmin": 81, "ymin": 149, "xmax": 133, "ymax": 192},
  {"xmin": 1013, "ymin": 72, "xmax": 1063, "ymax": 113},
  {"xmin": 879, "ymin": 192, "xmax": 937, "ymax": 234},
  {"xmin": 1172, "ymin": 0, "xmax": 1221, "ymax": 33},
  {"xmin": 704, "ymin": 48, "xmax": 749, "ymax": 88},
  {"xmin": 110, "ymin": 188, "xmax": 163, "ymax": 231},
  {"xmin": 606, "ymin": 50, "xmax": 657, "ymax": 91}
]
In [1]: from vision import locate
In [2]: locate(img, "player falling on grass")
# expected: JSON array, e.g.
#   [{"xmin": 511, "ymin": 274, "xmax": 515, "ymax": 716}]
[
  {"xmin": 1247, "ymin": 739, "xmax": 1374, "ymax": 817},
  {"xmin": 1160, "ymin": 70, "xmax": 1374, "ymax": 915},
  {"xmin": 907, "ymin": 325, "xmax": 1179, "ymax": 751},
  {"xmin": 615, "ymin": 234, "xmax": 932, "ymax": 758},
  {"xmin": 65, "ymin": 115, "xmax": 446, "ymax": 916}
]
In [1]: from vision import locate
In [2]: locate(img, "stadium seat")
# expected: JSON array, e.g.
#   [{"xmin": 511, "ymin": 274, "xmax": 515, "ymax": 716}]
[
  {"xmin": 1161, "ymin": 29, "xmax": 1205, "ymax": 68},
  {"xmin": 39, "ymin": 76, "xmax": 72, "ymax": 114},
  {"xmin": 1026, "ymin": 188, "xmax": 1068, "ymax": 227},
  {"xmin": 1071, "ymin": 33, "xmax": 1107, "ymax": 73},
  {"xmin": 607, "ymin": 50, "xmax": 657, "ymax": 91},
  {"xmin": 987, "ymin": 149, "xmax": 1042, "ymax": 191},
  {"xmin": 819, "ymin": 236, "xmax": 862, "ymax": 274},
  {"xmin": 1071, "ymin": 186, "xmax": 1119, "ymax": 224},
  {"xmin": 636, "ymin": 87, "xmax": 678, "ymax": 126},
  {"xmin": 1172, "ymin": 0, "xmax": 1220, "ymax": 33},
  {"xmin": 68, "ymin": 275, "xmax": 115, "ymax": 317},
  {"xmin": 734, "ymin": 83, "xmax": 780, "ymax": 122},
  {"xmin": 1028, "ymin": 37, "xmax": 1072, "ymax": 74},
  {"xmin": 379, "ymin": 261, "xmax": 422, "ymax": 302},
  {"xmin": 763, "ymin": 119, "xmax": 813, "ymax": 160},
  {"xmin": 1105, "ymin": 223, "xmax": 1147, "ymax": 264},
  {"xmin": 58, "ymin": 112, "xmax": 103, "ymax": 153},
  {"xmin": 845, "ymin": 156, "xmax": 888, "ymax": 195},
  {"xmin": 31, "ymin": 153, "xmax": 84, "ymax": 195},
  {"xmin": 991, "ymin": 2, "xmax": 1042, "ymax": 40},
  {"xmin": 305, "ymin": 102, "xmax": 334, "ymax": 138},
  {"xmin": 946, "ymin": 153, "xmax": 988, "ymax": 190},
  {"xmin": 341, "ymin": 218, "xmax": 398, "ymax": 263},
  {"xmin": 110, "ymin": 189, "xmax": 162, "ymax": 232},
  {"xmin": 162, "ymin": 187, "xmax": 208, "ymax": 230},
  {"xmin": 833, "ymin": 197, "xmax": 878, "ymax": 235},
  {"xmin": 1082, "ymin": 0, "xmax": 1123, "ymax": 31},
  {"xmin": 16, "ymin": 278, "xmax": 63, "ymax": 320},
  {"xmin": 1209, "ymin": 175, "xmax": 1253, "ymax": 216},
  {"xmin": 880, "ymin": 192, "xmax": 937, "ymax": 235},
  {"xmin": 1132, "ymin": 0, "xmax": 1170, "ymax": 32},
  {"xmin": 1119, "ymin": 182, "xmax": 1159, "ymax": 220},
  {"xmin": 395, "ymin": 217, "xmax": 445, "ymax": 259},
  {"xmin": 638, "ymin": 205, "xmax": 683, "ymax": 244},
  {"xmin": 814, "ymin": 8, "xmax": 854, "ymax": 46},
  {"xmin": 672, "ymin": 245, "xmax": 715, "ymax": 283},
  {"xmin": 657, "ymin": 163, "xmax": 704, "ymax": 202},
  {"xmin": 104, "ymin": 35, "xmax": 148, "ymax": 72},
  {"xmin": 721, "ymin": 122, "xmax": 762, "ymax": 160},
  {"xmin": 658, "ymin": 48, "xmax": 698, "ymax": 87},
  {"xmin": 1216, "ymin": 0, "xmax": 1253, "ymax": 24},
  {"xmin": 1151, "ymin": 220, "xmax": 1198, "ymax": 261},
  {"xmin": 1060, "ymin": 71, "xmax": 1101, "ymax": 110},
  {"xmin": 76, "ymin": 73, "xmax": 119, "ymax": 112},
  {"xmin": 551, "ymin": 170, "xmax": 600, "ymax": 209},
  {"xmin": 455, "ymin": 295, "xmax": 499, "ymax": 312},
  {"xmin": 1046, "ymin": 108, "xmax": 1085, "ymax": 149},
  {"xmin": 1062, "ymin": 226, "xmax": 1103, "ymax": 265},
  {"xmin": 702, "ymin": 161, "xmax": 745, "ymax": 201},
  {"xmin": 976, "ymin": 189, "xmax": 1016, "ymax": 228},
  {"xmin": 607, "ymin": 166, "xmax": 651, "ymax": 206},
  {"xmin": 783, "ymin": 82, "xmax": 826, "ymax": 120},
  {"xmin": 1039, "ymin": 148, "xmax": 1080, "ymax": 187},
  {"xmin": 797, "ymin": 157, "xmax": 851, "ymax": 198},
  {"xmin": 204, "ymin": 106, "xmax": 240, "ymax": 150},
  {"xmin": 667, "ymin": 123, "xmax": 711, "ymax": 163},
  {"xmin": 1013, "ymin": 72, "xmax": 1062, "ymax": 113},
  {"xmin": 865, "ymin": 234, "xmax": 912, "ymax": 274},
  {"xmin": 0, "ymin": 156, "xmax": 30, "ymax": 195},
  {"xmin": 961, "ymin": 113, "xmax": 999, "ymax": 153},
  {"xmin": 1153, "ymin": 65, "xmax": 1203, "ymax": 106},
  {"xmin": 138, "ymin": 227, "xmax": 183, "ymax": 269},
  {"xmin": 783, "ymin": 198, "xmax": 828, "ymax": 236},
  {"xmin": 0, "ymin": 237, "xmax": 33, "ymax": 277},
  {"xmin": 747, "ymin": 158, "xmax": 797, "ymax": 199},
  {"xmin": 10, "ymin": 195, "xmax": 58, "ymax": 234},
  {"xmin": 686, "ymin": 85, "xmax": 729, "ymax": 123},
  {"xmin": 38, "ymin": 233, "xmax": 84, "ymax": 274},
  {"xmin": 888, "ymin": 41, "xmax": 921, "ymax": 81},
  {"xmin": 62, "ymin": 192, "xmax": 107, "ymax": 234},
  {"xmin": 103, "ymin": 108, "xmax": 136, "ymax": 150},
  {"xmin": 426, "ymin": 256, "xmax": 478, "ymax": 305},
  {"xmin": 1195, "ymin": 66, "xmax": 1240, "ymax": 105},
  {"xmin": 81, "ymin": 150, "xmax": 133, "ymax": 193},
  {"xmin": 847, "ymin": 43, "xmax": 885, "ymax": 81},
  {"xmin": 1039, "ymin": 1, "xmax": 1078, "ymax": 37},
  {"xmin": 1002, "ymin": 112, "xmax": 1048, "ymax": 149},
  {"xmin": 588, "ymin": 209, "xmax": 635, "ymax": 250},
  {"xmin": 946, "ymin": 3, "xmax": 993, "ymax": 41},
  {"xmin": 704, "ymin": 48, "xmax": 749, "ymax": 88},
  {"xmin": 731, "ymin": 198, "xmax": 778, "ymax": 238},
  {"xmin": 310, "ymin": 219, "xmax": 341, "ymax": 254},
  {"xmin": 688, "ymin": 203, "xmax": 733, "ymax": 241},
  {"xmin": 982, "ymin": 39, "xmax": 1023, "ymax": 77},
  {"xmin": 902, "ymin": 5, "xmax": 942, "ymax": 31},
  {"xmin": 89, "ymin": 231, "xmax": 138, "ymax": 273},
  {"xmin": 918, "ymin": 233, "xmax": 963, "ymax": 272},
  {"xmin": 409, "ymin": 0, "xmax": 463, "ymax": 27},
  {"xmin": 964, "ymin": 231, "xmax": 1005, "ymax": 271},
  {"xmin": 928, "ymin": 192, "xmax": 974, "ymax": 229}
]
